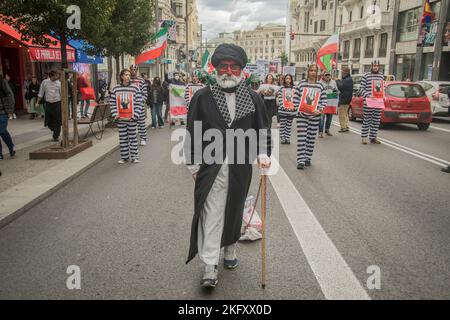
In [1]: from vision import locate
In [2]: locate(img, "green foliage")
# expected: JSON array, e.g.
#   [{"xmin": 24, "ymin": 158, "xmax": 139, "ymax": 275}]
[{"xmin": 95, "ymin": 0, "xmax": 154, "ymax": 58}]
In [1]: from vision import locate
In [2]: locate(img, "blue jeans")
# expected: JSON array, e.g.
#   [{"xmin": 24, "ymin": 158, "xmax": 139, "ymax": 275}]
[
  {"xmin": 0, "ymin": 114, "xmax": 14, "ymax": 156},
  {"xmin": 151, "ymin": 103, "xmax": 164, "ymax": 127},
  {"xmin": 319, "ymin": 114, "xmax": 333, "ymax": 133},
  {"xmin": 80, "ymin": 100, "xmax": 90, "ymax": 116}
]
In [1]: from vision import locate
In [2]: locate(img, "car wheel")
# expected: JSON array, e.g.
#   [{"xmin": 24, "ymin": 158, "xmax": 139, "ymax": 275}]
[
  {"xmin": 348, "ymin": 107, "xmax": 356, "ymax": 121},
  {"xmin": 417, "ymin": 123, "xmax": 430, "ymax": 131}
]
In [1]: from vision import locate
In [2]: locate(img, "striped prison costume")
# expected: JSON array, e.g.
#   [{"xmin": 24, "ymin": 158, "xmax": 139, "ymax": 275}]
[
  {"xmin": 296, "ymin": 81, "xmax": 327, "ymax": 165},
  {"xmin": 110, "ymin": 84, "xmax": 144, "ymax": 161},
  {"xmin": 276, "ymin": 86, "xmax": 300, "ymax": 143},
  {"xmin": 185, "ymin": 84, "xmax": 204, "ymax": 111},
  {"xmin": 360, "ymin": 72, "xmax": 385, "ymax": 140},
  {"xmin": 130, "ymin": 77, "xmax": 148, "ymax": 142}
]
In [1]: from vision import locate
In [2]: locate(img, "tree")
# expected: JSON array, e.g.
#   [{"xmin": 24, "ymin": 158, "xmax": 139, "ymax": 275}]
[
  {"xmin": 91, "ymin": 0, "xmax": 154, "ymax": 83},
  {"xmin": 0, "ymin": 0, "xmax": 114, "ymax": 68},
  {"xmin": 279, "ymin": 52, "xmax": 289, "ymax": 67}
]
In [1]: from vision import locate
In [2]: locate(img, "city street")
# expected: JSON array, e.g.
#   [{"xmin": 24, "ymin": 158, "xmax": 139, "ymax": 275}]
[{"xmin": 1, "ymin": 119, "xmax": 449, "ymax": 300}]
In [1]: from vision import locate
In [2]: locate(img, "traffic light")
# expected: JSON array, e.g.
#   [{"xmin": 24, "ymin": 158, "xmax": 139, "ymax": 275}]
[{"xmin": 290, "ymin": 32, "xmax": 295, "ymax": 41}]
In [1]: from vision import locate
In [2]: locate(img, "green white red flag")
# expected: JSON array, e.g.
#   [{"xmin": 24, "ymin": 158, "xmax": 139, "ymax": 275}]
[
  {"xmin": 135, "ymin": 27, "xmax": 168, "ymax": 65},
  {"xmin": 201, "ymin": 49, "xmax": 214, "ymax": 74},
  {"xmin": 316, "ymin": 33, "xmax": 339, "ymax": 71}
]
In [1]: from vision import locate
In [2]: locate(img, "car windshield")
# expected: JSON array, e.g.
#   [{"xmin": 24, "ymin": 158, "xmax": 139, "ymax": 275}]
[{"xmin": 386, "ymin": 84, "xmax": 426, "ymax": 98}]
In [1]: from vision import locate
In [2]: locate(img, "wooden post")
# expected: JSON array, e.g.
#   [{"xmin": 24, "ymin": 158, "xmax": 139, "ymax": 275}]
[
  {"xmin": 72, "ymin": 71, "xmax": 79, "ymax": 145},
  {"xmin": 60, "ymin": 70, "xmax": 69, "ymax": 148},
  {"xmin": 261, "ymin": 174, "xmax": 267, "ymax": 289}
]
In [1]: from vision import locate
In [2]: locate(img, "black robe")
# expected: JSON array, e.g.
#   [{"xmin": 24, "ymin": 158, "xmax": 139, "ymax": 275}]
[{"xmin": 185, "ymin": 83, "xmax": 272, "ymax": 264}]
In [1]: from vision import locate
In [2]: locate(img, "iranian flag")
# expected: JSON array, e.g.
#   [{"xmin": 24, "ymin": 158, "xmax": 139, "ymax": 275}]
[
  {"xmin": 135, "ymin": 27, "xmax": 168, "ymax": 65},
  {"xmin": 201, "ymin": 49, "xmax": 214, "ymax": 74},
  {"xmin": 316, "ymin": 33, "xmax": 339, "ymax": 71}
]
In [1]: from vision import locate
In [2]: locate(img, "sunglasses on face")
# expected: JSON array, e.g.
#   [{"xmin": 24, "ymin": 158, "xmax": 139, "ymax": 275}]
[{"xmin": 218, "ymin": 63, "xmax": 241, "ymax": 72}]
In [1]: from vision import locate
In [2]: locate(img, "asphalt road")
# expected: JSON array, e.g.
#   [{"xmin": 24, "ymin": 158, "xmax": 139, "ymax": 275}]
[{"xmin": 0, "ymin": 117, "xmax": 449, "ymax": 300}]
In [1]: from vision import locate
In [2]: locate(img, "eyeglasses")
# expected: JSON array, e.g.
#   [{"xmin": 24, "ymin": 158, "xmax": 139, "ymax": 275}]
[{"xmin": 218, "ymin": 63, "xmax": 241, "ymax": 72}]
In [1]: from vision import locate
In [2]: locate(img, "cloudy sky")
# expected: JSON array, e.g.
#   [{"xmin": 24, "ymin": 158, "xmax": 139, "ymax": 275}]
[{"xmin": 197, "ymin": 0, "xmax": 288, "ymax": 41}]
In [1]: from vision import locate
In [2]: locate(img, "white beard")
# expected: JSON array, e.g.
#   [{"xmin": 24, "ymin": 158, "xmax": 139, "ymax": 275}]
[{"xmin": 214, "ymin": 72, "xmax": 244, "ymax": 89}]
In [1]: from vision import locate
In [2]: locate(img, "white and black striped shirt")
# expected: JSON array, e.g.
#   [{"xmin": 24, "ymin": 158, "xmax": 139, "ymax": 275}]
[
  {"xmin": 110, "ymin": 84, "xmax": 144, "ymax": 121},
  {"xmin": 296, "ymin": 80, "xmax": 328, "ymax": 117},
  {"xmin": 276, "ymin": 86, "xmax": 300, "ymax": 117},
  {"xmin": 360, "ymin": 72, "xmax": 385, "ymax": 98},
  {"xmin": 130, "ymin": 77, "xmax": 148, "ymax": 101}
]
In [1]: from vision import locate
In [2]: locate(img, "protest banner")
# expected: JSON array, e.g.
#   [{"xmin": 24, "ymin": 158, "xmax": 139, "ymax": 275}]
[{"xmin": 169, "ymin": 84, "xmax": 188, "ymax": 120}]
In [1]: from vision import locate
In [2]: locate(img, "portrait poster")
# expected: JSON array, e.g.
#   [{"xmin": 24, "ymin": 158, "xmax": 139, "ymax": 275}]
[
  {"xmin": 371, "ymin": 80, "xmax": 385, "ymax": 99},
  {"xmin": 299, "ymin": 87, "xmax": 320, "ymax": 114}
]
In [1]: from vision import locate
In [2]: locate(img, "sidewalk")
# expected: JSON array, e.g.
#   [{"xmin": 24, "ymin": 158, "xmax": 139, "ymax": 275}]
[{"xmin": 0, "ymin": 105, "xmax": 153, "ymax": 228}]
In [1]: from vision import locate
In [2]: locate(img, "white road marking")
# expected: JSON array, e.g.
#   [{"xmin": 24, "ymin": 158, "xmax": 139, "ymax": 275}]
[
  {"xmin": 332, "ymin": 121, "xmax": 450, "ymax": 167},
  {"xmin": 430, "ymin": 126, "xmax": 450, "ymax": 133},
  {"xmin": 268, "ymin": 158, "xmax": 371, "ymax": 300}
]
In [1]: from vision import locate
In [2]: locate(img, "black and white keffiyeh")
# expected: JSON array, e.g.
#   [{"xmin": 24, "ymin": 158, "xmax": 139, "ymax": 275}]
[{"xmin": 210, "ymin": 81, "xmax": 255, "ymax": 125}]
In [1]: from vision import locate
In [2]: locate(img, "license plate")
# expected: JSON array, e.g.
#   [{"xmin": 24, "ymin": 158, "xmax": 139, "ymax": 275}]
[{"xmin": 399, "ymin": 114, "xmax": 417, "ymax": 119}]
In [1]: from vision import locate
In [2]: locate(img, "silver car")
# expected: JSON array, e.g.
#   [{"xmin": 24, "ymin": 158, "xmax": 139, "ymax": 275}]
[{"xmin": 416, "ymin": 81, "xmax": 450, "ymax": 116}]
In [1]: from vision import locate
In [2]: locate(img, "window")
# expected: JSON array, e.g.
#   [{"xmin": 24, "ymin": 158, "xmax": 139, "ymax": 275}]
[
  {"xmin": 379, "ymin": 33, "xmax": 388, "ymax": 57},
  {"xmin": 314, "ymin": 21, "xmax": 318, "ymax": 33},
  {"xmin": 365, "ymin": 36, "xmax": 374, "ymax": 58},
  {"xmin": 360, "ymin": 6, "xmax": 364, "ymax": 19},
  {"xmin": 397, "ymin": 8, "xmax": 419, "ymax": 42},
  {"xmin": 321, "ymin": 0, "xmax": 327, "ymax": 10},
  {"xmin": 349, "ymin": 10, "xmax": 352, "ymax": 22},
  {"xmin": 353, "ymin": 38, "xmax": 361, "ymax": 58},
  {"xmin": 175, "ymin": 3, "xmax": 182, "ymax": 17},
  {"xmin": 386, "ymin": 84, "xmax": 425, "ymax": 98},
  {"xmin": 343, "ymin": 40, "xmax": 350, "ymax": 59},
  {"xmin": 340, "ymin": 14, "xmax": 343, "ymax": 26},
  {"xmin": 320, "ymin": 20, "xmax": 326, "ymax": 32},
  {"xmin": 315, "ymin": 0, "xmax": 318, "ymax": 8},
  {"xmin": 265, "ymin": 48, "xmax": 268, "ymax": 53},
  {"xmin": 304, "ymin": 12, "xmax": 310, "ymax": 32},
  {"xmin": 279, "ymin": 40, "xmax": 283, "ymax": 44}
]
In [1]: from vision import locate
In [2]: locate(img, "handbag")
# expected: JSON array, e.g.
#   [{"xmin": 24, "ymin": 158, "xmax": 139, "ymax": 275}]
[{"xmin": 80, "ymin": 87, "xmax": 96, "ymax": 101}]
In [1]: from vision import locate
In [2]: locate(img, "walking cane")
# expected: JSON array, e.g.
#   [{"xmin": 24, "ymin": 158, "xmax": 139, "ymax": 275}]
[{"xmin": 260, "ymin": 173, "xmax": 268, "ymax": 289}]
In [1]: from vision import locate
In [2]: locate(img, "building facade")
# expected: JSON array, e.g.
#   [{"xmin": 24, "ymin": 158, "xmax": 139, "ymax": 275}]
[
  {"xmin": 233, "ymin": 23, "xmax": 286, "ymax": 64},
  {"xmin": 290, "ymin": 0, "xmax": 394, "ymax": 78}
]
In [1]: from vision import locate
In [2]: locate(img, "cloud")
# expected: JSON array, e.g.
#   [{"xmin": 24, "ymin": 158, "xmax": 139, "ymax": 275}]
[{"xmin": 197, "ymin": 0, "xmax": 288, "ymax": 40}]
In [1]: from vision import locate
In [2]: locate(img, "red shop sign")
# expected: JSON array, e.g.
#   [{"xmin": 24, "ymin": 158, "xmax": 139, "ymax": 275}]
[{"xmin": 29, "ymin": 47, "xmax": 76, "ymax": 62}]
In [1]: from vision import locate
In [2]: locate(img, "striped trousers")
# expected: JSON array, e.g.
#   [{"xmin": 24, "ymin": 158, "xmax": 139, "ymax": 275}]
[
  {"xmin": 138, "ymin": 113, "xmax": 147, "ymax": 141},
  {"xmin": 118, "ymin": 121, "xmax": 139, "ymax": 161},
  {"xmin": 361, "ymin": 107, "xmax": 382, "ymax": 139},
  {"xmin": 280, "ymin": 116, "xmax": 294, "ymax": 143},
  {"xmin": 296, "ymin": 115, "xmax": 321, "ymax": 165}
]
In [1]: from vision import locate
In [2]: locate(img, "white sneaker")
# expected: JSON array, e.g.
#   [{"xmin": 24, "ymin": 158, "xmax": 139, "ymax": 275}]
[
  {"xmin": 118, "ymin": 159, "xmax": 128, "ymax": 164},
  {"xmin": 132, "ymin": 159, "xmax": 141, "ymax": 164},
  {"xmin": 140, "ymin": 140, "xmax": 147, "ymax": 146}
]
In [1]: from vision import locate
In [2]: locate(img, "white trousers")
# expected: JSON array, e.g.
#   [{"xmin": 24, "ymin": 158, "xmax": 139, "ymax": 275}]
[{"xmin": 197, "ymin": 163, "xmax": 236, "ymax": 266}]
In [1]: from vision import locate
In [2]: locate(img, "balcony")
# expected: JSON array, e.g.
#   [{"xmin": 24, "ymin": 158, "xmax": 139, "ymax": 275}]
[{"xmin": 340, "ymin": 12, "xmax": 394, "ymax": 35}]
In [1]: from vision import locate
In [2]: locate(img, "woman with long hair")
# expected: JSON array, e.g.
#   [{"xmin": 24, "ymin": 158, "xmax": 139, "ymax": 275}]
[
  {"xmin": 110, "ymin": 69, "xmax": 144, "ymax": 164},
  {"xmin": 276, "ymin": 74, "xmax": 299, "ymax": 144},
  {"xmin": 258, "ymin": 73, "xmax": 279, "ymax": 125},
  {"xmin": 295, "ymin": 64, "xmax": 327, "ymax": 169}
]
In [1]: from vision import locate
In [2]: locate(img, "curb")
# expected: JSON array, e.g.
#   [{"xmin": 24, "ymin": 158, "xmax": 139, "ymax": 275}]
[{"xmin": 0, "ymin": 120, "xmax": 152, "ymax": 229}]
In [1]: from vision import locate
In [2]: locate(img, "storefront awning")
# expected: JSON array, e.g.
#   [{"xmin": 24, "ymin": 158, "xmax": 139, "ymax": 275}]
[
  {"xmin": 68, "ymin": 39, "xmax": 103, "ymax": 64},
  {"xmin": 0, "ymin": 21, "xmax": 75, "ymax": 62}
]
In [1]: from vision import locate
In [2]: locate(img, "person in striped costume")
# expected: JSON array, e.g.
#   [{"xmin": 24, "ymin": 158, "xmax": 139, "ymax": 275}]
[
  {"xmin": 276, "ymin": 74, "xmax": 299, "ymax": 144},
  {"xmin": 184, "ymin": 74, "xmax": 204, "ymax": 110},
  {"xmin": 296, "ymin": 64, "xmax": 327, "ymax": 170},
  {"xmin": 130, "ymin": 64, "xmax": 149, "ymax": 146},
  {"xmin": 110, "ymin": 69, "xmax": 144, "ymax": 164},
  {"xmin": 360, "ymin": 60, "xmax": 385, "ymax": 145}
]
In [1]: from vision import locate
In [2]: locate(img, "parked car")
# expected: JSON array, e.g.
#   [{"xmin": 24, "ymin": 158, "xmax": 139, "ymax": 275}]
[
  {"xmin": 349, "ymin": 81, "xmax": 432, "ymax": 130},
  {"xmin": 416, "ymin": 81, "xmax": 450, "ymax": 116}
]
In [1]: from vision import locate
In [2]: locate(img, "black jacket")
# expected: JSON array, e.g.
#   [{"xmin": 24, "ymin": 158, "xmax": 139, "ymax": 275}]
[
  {"xmin": 0, "ymin": 77, "xmax": 15, "ymax": 115},
  {"xmin": 149, "ymin": 85, "xmax": 165, "ymax": 105},
  {"xmin": 336, "ymin": 74, "xmax": 353, "ymax": 105}
]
